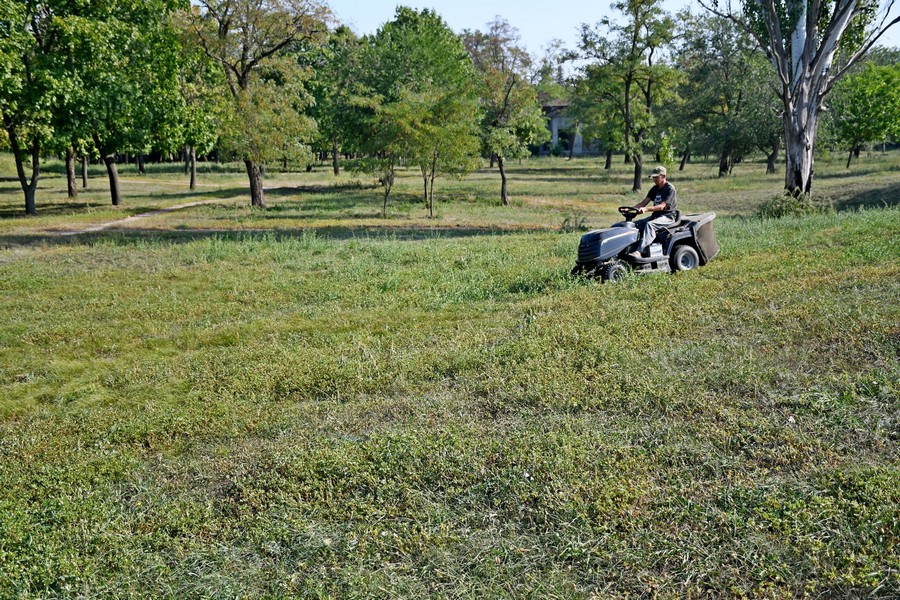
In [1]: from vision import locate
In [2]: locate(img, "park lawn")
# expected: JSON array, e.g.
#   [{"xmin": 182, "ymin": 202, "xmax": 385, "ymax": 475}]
[
  {"xmin": 4, "ymin": 151, "xmax": 898, "ymax": 240},
  {"xmin": 0, "ymin": 152, "xmax": 898, "ymax": 597}
]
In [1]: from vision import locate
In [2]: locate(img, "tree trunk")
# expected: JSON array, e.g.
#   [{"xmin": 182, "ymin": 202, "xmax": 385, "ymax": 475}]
[
  {"xmin": 498, "ymin": 155, "xmax": 509, "ymax": 206},
  {"xmin": 332, "ymin": 137, "xmax": 340, "ymax": 176},
  {"xmin": 81, "ymin": 155, "xmax": 89, "ymax": 188},
  {"xmin": 137, "ymin": 154, "xmax": 146, "ymax": 175},
  {"xmin": 244, "ymin": 159, "xmax": 266, "ymax": 208},
  {"xmin": 421, "ymin": 166, "xmax": 429, "ymax": 207},
  {"xmin": 765, "ymin": 142, "xmax": 779, "ymax": 174},
  {"xmin": 103, "ymin": 154, "xmax": 122, "ymax": 206},
  {"xmin": 184, "ymin": 147, "xmax": 190, "ymax": 175},
  {"xmin": 66, "ymin": 147, "xmax": 78, "ymax": 199},
  {"xmin": 428, "ymin": 151, "xmax": 437, "ymax": 218},
  {"xmin": 381, "ymin": 159, "xmax": 395, "ymax": 217},
  {"xmin": 189, "ymin": 146, "xmax": 197, "ymax": 190},
  {"xmin": 489, "ymin": 153, "xmax": 496, "ymax": 169},
  {"xmin": 5, "ymin": 122, "xmax": 40, "ymax": 215},
  {"xmin": 605, "ymin": 149, "xmax": 613, "ymax": 170},
  {"xmin": 631, "ymin": 152, "xmax": 643, "ymax": 193},
  {"xmin": 679, "ymin": 146, "xmax": 690, "ymax": 171},
  {"xmin": 718, "ymin": 150, "xmax": 731, "ymax": 178},
  {"xmin": 783, "ymin": 95, "xmax": 819, "ymax": 195}
]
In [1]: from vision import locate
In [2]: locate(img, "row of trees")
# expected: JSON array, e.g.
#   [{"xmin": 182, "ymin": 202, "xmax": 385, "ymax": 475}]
[
  {"xmin": 568, "ymin": 0, "xmax": 900, "ymax": 193},
  {"xmin": 0, "ymin": 0, "xmax": 548, "ymax": 216},
  {"xmin": 2, "ymin": 0, "xmax": 898, "ymax": 216}
]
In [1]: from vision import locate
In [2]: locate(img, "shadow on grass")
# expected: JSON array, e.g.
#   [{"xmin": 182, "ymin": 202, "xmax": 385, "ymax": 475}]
[
  {"xmin": 0, "ymin": 202, "xmax": 103, "ymax": 219},
  {"xmin": 499, "ymin": 176, "xmax": 612, "ymax": 185},
  {"xmin": 0, "ymin": 187, "xmax": 252, "ymax": 219},
  {"xmin": 0, "ymin": 223, "xmax": 556, "ymax": 250},
  {"xmin": 833, "ymin": 182, "xmax": 900, "ymax": 211},
  {"xmin": 815, "ymin": 164, "xmax": 897, "ymax": 180},
  {"xmin": 135, "ymin": 186, "xmax": 251, "ymax": 202}
]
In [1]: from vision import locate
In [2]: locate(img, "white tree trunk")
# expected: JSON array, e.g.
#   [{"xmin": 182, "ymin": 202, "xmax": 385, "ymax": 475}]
[
  {"xmin": 783, "ymin": 98, "xmax": 817, "ymax": 194},
  {"xmin": 700, "ymin": 0, "xmax": 900, "ymax": 194}
]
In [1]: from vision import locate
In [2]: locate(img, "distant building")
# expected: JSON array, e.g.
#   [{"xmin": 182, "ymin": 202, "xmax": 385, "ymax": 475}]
[{"xmin": 539, "ymin": 101, "xmax": 589, "ymax": 156}]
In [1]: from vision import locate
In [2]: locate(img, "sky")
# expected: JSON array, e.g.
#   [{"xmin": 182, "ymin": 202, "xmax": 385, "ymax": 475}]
[{"xmin": 325, "ymin": 0, "xmax": 900, "ymax": 57}]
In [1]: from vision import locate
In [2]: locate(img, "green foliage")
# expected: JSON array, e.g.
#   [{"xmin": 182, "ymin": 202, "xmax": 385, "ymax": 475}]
[
  {"xmin": 675, "ymin": 12, "xmax": 780, "ymax": 175},
  {"xmin": 171, "ymin": 9, "xmax": 221, "ymax": 156},
  {"xmin": 79, "ymin": 4, "xmax": 186, "ymax": 157},
  {"xmin": 463, "ymin": 19, "xmax": 549, "ymax": 162},
  {"xmin": 217, "ymin": 56, "xmax": 317, "ymax": 167},
  {"xmin": 188, "ymin": 0, "xmax": 329, "ymax": 206},
  {"xmin": 577, "ymin": 0, "xmax": 681, "ymax": 188},
  {"xmin": 302, "ymin": 25, "xmax": 361, "ymax": 163},
  {"xmin": 347, "ymin": 7, "xmax": 481, "ymax": 215},
  {"xmin": 829, "ymin": 62, "xmax": 900, "ymax": 158},
  {"xmin": 756, "ymin": 190, "xmax": 830, "ymax": 218},
  {"xmin": 657, "ymin": 132, "xmax": 675, "ymax": 166}
]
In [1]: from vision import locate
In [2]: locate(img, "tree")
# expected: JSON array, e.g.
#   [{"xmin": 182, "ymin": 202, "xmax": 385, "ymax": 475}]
[
  {"xmin": 0, "ymin": 0, "xmax": 57, "ymax": 215},
  {"xmin": 463, "ymin": 18, "xmax": 548, "ymax": 206},
  {"xmin": 700, "ymin": 0, "xmax": 900, "ymax": 194},
  {"xmin": 579, "ymin": 0, "xmax": 681, "ymax": 192},
  {"xmin": 189, "ymin": 0, "xmax": 329, "ymax": 208},
  {"xmin": 68, "ymin": 0, "xmax": 186, "ymax": 206},
  {"xmin": 172, "ymin": 10, "xmax": 220, "ymax": 190},
  {"xmin": 676, "ymin": 12, "xmax": 781, "ymax": 177},
  {"xmin": 569, "ymin": 66, "xmax": 627, "ymax": 170},
  {"xmin": 829, "ymin": 61, "xmax": 900, "ymax": 166},
  {"xmin": 304, "ymin": 25, "xmax": 361, "ymax": 176},
  {"xmin": 349, "ymin": 7, "xmax": 481, "ymax": 216}
]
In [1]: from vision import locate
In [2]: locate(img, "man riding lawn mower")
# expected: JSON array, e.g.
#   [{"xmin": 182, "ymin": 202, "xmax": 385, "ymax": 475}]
[{"xmin": 571, "ymin": 166, "xmax": 720, "ymax": 283}]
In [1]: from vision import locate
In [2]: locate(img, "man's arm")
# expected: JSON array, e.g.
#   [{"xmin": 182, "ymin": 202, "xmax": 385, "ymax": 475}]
[{"xmin": 637, "ymin": 201, "xmax": 667, "ymax": 214}]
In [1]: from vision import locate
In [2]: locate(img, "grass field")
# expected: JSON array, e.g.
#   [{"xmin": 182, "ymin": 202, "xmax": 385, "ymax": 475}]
[{"xmin": 1, "ymin": 151, "xmax": 899, "ymax": 598}]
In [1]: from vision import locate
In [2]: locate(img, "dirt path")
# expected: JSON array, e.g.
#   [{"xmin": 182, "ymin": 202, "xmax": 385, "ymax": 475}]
[{"xmin": 54, "ymin": 198, "xmax": 229, "ymax": 237}]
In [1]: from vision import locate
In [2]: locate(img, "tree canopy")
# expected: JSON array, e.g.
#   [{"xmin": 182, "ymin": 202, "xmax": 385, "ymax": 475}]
[
  {"xmin": 463, "ymin": 18, "xmax": 548, "ymax": 205},
  {"xmin": 578, "ymin": 0, "xmax": 681, "ymax": 191},
  {"xmin": 347, "ymin": 7, "xmax": 481, "ymax": 216},
  {"xmin": 1, "ymin": 0, "xmax": 899, "ymax": 215},
  {"xmin": 189, "ymin": 0, "xmax": 329, "ymax": 207},
  {"xmin": 700, "ymin": 0, "xmax": 900, "ymax": 194}
]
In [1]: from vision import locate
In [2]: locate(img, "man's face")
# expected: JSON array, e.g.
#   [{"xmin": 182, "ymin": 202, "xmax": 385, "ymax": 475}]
[{"xmin": 652, "ymin": 175, "xmax": 665, "ymax": 187}]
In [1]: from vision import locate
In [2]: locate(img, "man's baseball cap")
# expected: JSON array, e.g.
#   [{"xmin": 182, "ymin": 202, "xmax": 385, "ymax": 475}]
[{"xmin": 649, "ymin": 166, "xmax": 667, "ymax": 178}]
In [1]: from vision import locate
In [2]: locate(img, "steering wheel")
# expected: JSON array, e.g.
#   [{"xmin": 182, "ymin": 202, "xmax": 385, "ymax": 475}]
[{"xmin": 618, "ymin": 206, "xmax": 640, "ymax": 221}]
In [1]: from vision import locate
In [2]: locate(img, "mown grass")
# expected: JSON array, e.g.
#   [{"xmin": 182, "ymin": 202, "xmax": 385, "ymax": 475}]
[{"xmin": 1, "ymin": 151, "xmax": 899, "ymax": 598}]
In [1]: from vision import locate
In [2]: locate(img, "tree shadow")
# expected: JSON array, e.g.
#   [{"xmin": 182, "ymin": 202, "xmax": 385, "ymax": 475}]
[
  {"xmin": 0, "ymin": 223, "xmax": 555, "ymax": 250},
  {"xmin": 815, "ymin": 165, "xmax": 891, "ymax": 180},
  {"xmin": 501, "ymin": 176, "xmax": 609, "ymax": 185},
  {"xmin": 136, "ymin": 186, "xmax": 252, "ymax": 201},
  {"xmin": 832, "ymin": 182, "xmax": 899, "ymax": 211},
  {"xmin": 0, "ymin": 202, "xmax": 98, "ymax": 219}
]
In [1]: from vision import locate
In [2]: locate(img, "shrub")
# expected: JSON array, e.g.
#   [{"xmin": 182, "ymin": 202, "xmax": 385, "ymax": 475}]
[{"xmin": 757, "ymin": 191, "xmax": 832, "ymax": 218}]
